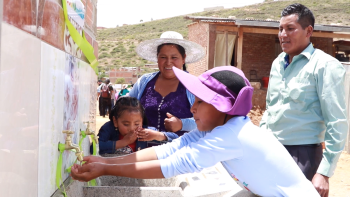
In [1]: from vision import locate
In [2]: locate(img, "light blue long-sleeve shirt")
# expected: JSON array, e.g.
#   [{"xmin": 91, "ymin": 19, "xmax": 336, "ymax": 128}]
[
  {"xmin": 129, "ymin": 72, "xmax": 197, "ymax": 141},
  {"xmin": 154, "ymin": 116, "xmax": 319, "ymax": 196},
  {"xmin": 260, "ymin": 43, "xmax": 349, "ymax": 177}
]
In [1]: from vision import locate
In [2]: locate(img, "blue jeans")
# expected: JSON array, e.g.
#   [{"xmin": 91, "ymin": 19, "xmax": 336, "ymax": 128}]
[{"xmin": 111, "ymin": 99, "xmax": 115, "ymax": 109}]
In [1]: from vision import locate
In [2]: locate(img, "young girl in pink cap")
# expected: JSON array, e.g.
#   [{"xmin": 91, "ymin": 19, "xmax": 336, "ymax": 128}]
[{"xmin": 71, "ymin": 66, "xmax": 319, "ymax": 196}]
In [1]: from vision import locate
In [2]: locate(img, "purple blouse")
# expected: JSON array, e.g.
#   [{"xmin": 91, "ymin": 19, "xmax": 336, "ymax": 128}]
[{"xmin": 140, "ymin": 73, "xmax": 193, "ymax": 136}]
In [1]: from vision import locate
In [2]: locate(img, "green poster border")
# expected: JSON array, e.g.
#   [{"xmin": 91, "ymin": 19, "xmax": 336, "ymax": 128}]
[{"xmin": 62, "ymin": 0, "xmax": 98, "ymax": 74}]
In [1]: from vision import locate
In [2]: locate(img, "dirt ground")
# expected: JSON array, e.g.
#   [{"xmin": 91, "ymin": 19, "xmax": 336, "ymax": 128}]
[{"xmin": 96, "ymin": 104, "xmax": 350, "ymax": 196}]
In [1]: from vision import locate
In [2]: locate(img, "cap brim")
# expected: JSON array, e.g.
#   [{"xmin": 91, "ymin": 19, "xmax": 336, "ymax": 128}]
[{"xmin": 173, "ymin": 67, "xmax": 217, "ymax": 104}]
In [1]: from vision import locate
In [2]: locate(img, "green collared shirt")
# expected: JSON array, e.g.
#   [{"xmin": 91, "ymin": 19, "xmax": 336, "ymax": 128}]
[{"xmin": 260, "ymin": 43, "xmax": 349, "ymax": 177}]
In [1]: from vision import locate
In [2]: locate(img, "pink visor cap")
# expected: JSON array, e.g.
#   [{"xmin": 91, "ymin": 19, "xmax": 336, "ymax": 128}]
[{"xmin": 173, "ymin": 66, "xmax": 254, "ymax": 116}]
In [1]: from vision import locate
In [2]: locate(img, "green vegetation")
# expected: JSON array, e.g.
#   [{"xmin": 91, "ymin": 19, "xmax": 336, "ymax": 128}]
[
  {"xmin": 115, "ymin": 78, "xmax": 126, "ymax": 84},
  {"xmin": 97, "ymin": 0, "xmax": 350, "ymax": 76}
]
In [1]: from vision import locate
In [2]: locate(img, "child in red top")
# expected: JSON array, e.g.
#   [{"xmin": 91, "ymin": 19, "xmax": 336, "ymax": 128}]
[{"xmin": 96, "ymin": 96, "xmax": 148, "ymax": 155}]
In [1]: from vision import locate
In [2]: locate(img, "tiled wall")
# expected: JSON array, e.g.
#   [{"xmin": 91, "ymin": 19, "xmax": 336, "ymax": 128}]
[
  {"xmin": 0, "ymin": 22, "xmax": 42, "ymax": 197},
  {"xmin": 0, "ymin": 0, "xmax": 98, "ymax": 196}
]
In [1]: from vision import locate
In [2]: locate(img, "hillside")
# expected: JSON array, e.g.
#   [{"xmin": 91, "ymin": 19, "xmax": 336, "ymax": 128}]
[{"xmin": 97, "ymin": 0, "xmax": 350, "ymax": 80}]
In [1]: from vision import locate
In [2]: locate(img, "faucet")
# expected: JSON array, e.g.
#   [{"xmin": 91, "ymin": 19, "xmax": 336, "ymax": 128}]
[
  {"xmin": 83, "ymin": 121, "xmax": 98, "ymax": 143},
  {"xmin": 62, "ymin": 130, "xmax": 84, "ymax": 162}
]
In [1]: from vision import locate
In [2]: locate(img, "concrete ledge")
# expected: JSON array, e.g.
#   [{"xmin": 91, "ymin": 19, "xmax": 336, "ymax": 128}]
[
  {"xmin": 83, "ymin": 186, "xmax": 183, "ymax": 197},
  {"xmin": 51, "ymin": 176, "xmax": 87, "ymax": 197},
  {"xmin": 99, "ymin": 175, "xmax": 177, "ymax": 187}
]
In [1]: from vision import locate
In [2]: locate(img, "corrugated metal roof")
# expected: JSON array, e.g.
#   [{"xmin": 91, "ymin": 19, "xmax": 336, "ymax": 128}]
[
  {"xmin": 184, "ymin": 15, "xmax": 279, "ymax": 23},
  {"xmin": 185, "ymin": 15, "xmax": 350, "ymax": 32}
]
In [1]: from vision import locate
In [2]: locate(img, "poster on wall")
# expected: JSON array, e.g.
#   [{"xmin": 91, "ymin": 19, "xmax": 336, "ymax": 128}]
[
  {"xmin": 64, "ymin": 0, "xmax": 85, "ymax": 60},
  {"xmin": 66, "ymin": 0, "xmax": 85, "ymax": 29},
  {"xmin": 63, "ymin": 55, "xmax": 80, "ymax": 142}
]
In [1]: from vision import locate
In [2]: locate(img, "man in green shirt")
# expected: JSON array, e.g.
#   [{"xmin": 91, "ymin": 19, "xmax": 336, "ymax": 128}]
[{"xmin": 260, "ymin": 3, "xmax": 348, "ymax": 197}]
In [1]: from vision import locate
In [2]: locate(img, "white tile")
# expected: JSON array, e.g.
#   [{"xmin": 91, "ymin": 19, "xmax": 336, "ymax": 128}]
[
  {"xmin": 90, "ymin": 68, "xmax": 98, "ymax": 131},
  {"xmin": 0, "ymin": 1, "xmax": 3, "ymax": 60},
  {"xmin": 0, "ymin": 22, "xmax": 41, "ymax": 197},
  {"xmin": 77, "ymin": 60, "xmax": 92, "ymax": 155},
  {"xmin": 38, "ymin": 46, "xmax": 99, "ymax": 196},
  {"xmin": 38, "ymin": 42, "xmax": 66, "ymax": 197}
]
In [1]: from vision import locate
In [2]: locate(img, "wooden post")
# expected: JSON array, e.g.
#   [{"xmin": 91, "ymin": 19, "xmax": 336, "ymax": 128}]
[
  {"xmin": 237, "ymin": 27, "xmax": 243, "ymax": 70},
  {"xmin": 208, "ymin": 25, "xmax": 216, "ymax": 70},
  {"xmin": 225, "ymin": 31, "xmax": 228, "ymax": 65}
]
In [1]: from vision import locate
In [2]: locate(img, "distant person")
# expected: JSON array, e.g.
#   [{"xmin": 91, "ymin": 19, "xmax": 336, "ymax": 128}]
[
  {"xmin": 100, "ymin": 79, "xmax": 112, "ymax": 117},
  {"xmin": 118, "ymin": 84, "xmax": 129, "ymax": 97},
  {"xmin": 129, "ymin": 31, "xmax": 205, "ymax": 146},
  {"xmin": 108, "ymin": 85, "xmax": 116, "ymax": 108},
  {"xmin": 93, "ymin": 96, "xmax": 148, "ymax": 155},
  {"xmin": 72, "ymin": 66, "xmax": 319, "ymax": 197},
  {"xmin": 97, "ymin": 79, "xmax": 103, "ymax": 116},
  {"xmin": 260, "ymin": 4, "xmax": 348, "ymax": 197}
]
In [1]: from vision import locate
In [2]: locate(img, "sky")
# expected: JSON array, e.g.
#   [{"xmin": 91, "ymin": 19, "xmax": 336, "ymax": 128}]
[{"xmin": 97, "ymin": 0, "xmax": 265, "ymax": 28}]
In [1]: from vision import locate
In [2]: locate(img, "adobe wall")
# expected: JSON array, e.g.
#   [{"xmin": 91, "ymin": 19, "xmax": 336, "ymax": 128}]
[
  {"xmin": 241, "ymin": 33, "xmax": 333, "ymax": 80},
  {"xmin": 187, "ymin": 24, "xmax": 334, "ymax": 110},
  {"xmin": 241, "ymin": 33, "xmax": 277, "ymax": 80},
  {"xmin": 187, "ymin": 22, "xmax": 209, "ymax": 76}
]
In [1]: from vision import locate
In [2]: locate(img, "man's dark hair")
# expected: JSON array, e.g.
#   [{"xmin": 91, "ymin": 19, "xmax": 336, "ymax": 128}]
[
  {"xmin": 281, "ymin": 3, "xmax": 315, "ymax": 29},
  {"xmin": 105, "ymin": 79, "xmax": 110, "ymax": 84}
]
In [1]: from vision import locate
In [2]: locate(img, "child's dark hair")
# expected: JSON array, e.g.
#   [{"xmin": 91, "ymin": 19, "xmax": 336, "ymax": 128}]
[{"xmin": 109, "ymin": 96, "xmax": 148, "ymax": 126}]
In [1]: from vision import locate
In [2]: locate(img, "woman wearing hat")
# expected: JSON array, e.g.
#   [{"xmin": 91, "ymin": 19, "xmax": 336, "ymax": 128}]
[{"xmin": 129, "ymin": 31, "xmax": 205, "ymax": 145}]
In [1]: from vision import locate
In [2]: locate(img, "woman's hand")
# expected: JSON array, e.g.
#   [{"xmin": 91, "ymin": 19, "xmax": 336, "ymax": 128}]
[
  {"xmin": 137, "ymin": 128, "xmax": 166, "ymax": 141},
  {"xmin": 164, "ymin": 113, "xmax": 182, "ymax": 132},
  {"xmin": 71, "ymin": 163, "xmax": 105, "ymax": 182}
]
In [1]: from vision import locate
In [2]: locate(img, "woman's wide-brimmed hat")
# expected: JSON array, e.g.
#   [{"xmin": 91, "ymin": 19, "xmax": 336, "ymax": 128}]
[{"xmin": 136, "ymin": 31, "xmax": 205, "ymax": 64}]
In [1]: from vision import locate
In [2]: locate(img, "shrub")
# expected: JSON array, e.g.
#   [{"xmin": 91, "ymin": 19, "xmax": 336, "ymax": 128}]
[
  {"xmin": 99, "ymin": 52, "xmax": 111, "ymax": 59},
  {"xmin": 113, "ymin": 59, "xmax": 121, "ymax": 64},
  {"xmin": 115, "ymin": 78, "xmax": 126, "ymax": 84}
]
